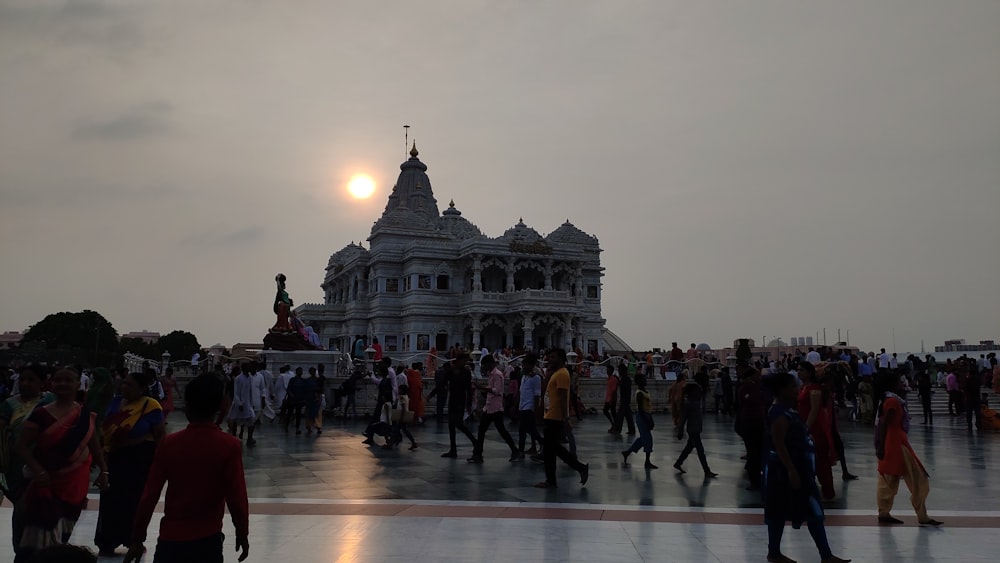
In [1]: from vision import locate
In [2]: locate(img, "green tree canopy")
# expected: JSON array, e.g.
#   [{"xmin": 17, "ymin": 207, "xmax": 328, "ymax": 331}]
[
  {"xmin": 155, "ymin": 330, "xmax": 202, "ymax": 363},
  {"xmin": 22, "ymin": 310, "xmax": 118, "ymax": 353},
  {"xmin": 21, "ymin": 310, "xmax": 118, "ymax": 365}
]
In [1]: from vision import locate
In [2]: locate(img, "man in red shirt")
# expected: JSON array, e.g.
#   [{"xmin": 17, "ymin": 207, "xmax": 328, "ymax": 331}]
[
  {"xmin": 125, "ymin": 375, "xmax": 250, "ymax": 563},
  {"xmin": 669, "ymin": 342, "xmax": 685, "ymax": 363},
  {"xmin": 603, "ymin": 364, "xmax": 619, "ymax": 432}
]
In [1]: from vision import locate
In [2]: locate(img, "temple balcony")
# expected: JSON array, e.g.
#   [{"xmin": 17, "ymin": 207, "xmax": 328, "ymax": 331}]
[{"xmin": 458, "ymin": 289, "xmax": 577, "ymax": 314}]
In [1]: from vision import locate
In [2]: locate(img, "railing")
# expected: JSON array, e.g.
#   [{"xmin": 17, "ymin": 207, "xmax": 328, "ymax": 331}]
[{"xmin": 467, "ymin": 289, "xmax": 572, "ymax": 302}]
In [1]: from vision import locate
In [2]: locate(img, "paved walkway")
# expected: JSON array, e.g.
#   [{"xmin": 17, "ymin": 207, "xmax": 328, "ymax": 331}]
[{"xmin": 2, "ymin": 410, "xmax": 996, "ymax": 562}]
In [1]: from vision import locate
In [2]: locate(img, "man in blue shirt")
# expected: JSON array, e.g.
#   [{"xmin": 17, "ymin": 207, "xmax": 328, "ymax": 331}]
[{"xmin": 516, "ymin": 354, "xmax": 543, "ymax": 455}]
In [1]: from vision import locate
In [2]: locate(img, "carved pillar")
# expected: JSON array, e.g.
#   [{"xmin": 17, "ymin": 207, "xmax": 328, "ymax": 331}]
[
  {"xmin": 565, "ymin": 316, "xmax": 575, "ymax": 350},
  {"xmin": 472, "ymin": 256, "xmax": 483, "ymax": 293},
  {"xmin": 504, "ymin": 318, "xmax": 515, "ymax": 348},
  {"xmin": 506, "ymin": 260, "xmax": 516, "ymax": 293},
  {"xmin": 471, "ymin": 314, "xmax": 482, "ymax": 350},
  {"xmin": 574, "ymin": 266, "xmax": 584, "ymax": 299},
  {"xmin": 522, "ymin": 314, "xmax": 534, "ymax": 350},
  {"xmin": 544, "ymin": 260, "xmax": 553, "ymax": 291}
]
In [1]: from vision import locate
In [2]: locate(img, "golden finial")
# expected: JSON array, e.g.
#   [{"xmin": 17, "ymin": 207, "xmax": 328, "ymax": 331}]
[
  {"xmin": 410, "ymin": 141, "xmax": 419, "ymax": 158},
  {"xmin": 449, "ymin": 199, "xmax": 456, "ymax": 208}
]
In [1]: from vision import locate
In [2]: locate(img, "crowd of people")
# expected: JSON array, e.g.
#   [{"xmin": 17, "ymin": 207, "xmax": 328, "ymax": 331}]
[
  {"xmin": 0, "ymin": 364, "xmax": 250, "ymax": 562},
  {"xmin": 0, "ymin": 342, "xmax": 995, "ymax": 562}
]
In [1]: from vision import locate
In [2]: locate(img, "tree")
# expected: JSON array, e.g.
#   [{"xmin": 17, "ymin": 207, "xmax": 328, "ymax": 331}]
[
  {"xmin": 155, "ymin": 330, "xmax": 202, "ymax": 364},
  {"xmin": 22, "ymin": 310, "xmax": 118, "ymax": 364}
]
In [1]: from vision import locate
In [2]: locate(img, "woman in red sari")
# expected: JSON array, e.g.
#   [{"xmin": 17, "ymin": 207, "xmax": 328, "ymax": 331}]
[
  {"xmin": 160, "ymin": 368, "xmax": 180, "ymax": 422},
  {"xmin": 14, "ymin": 368, "xmax": 108, "ymax": 563},
  {"xmin": 406, "ymin": 363, "xmax": 425, "ymax": 423},
  {"xmin": 797, "ymin": 361, "xmax": 836, "ymax": 502}
]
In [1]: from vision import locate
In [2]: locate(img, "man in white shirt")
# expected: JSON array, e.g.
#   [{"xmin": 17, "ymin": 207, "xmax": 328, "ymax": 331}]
[
  {"xmin": 889, "ymin": 353, "xmax": 899, "ymax": 370},
  {"xmin": 78, "ymin": 370, "xmax": 92, "ymax": 402},
  {"xmin": 253, "ymin": 364, "xmax": 274, "ymax": 423},
  {"xmin": 274, "ymin": 365, "xmax": 293, "ymax": 411},
  {"xmin": 383, "ymin": 359, "xmax": 400, "ymax": 404},
  {"xmin": 878, "ymin": 349, "xmax": 892, "ymax": 370},
  {"xmin": 395, "ymin": 364, "xmax": 408, "ymax": 403},
  {"xmin": 806, "ymin": 347, "xmax": 822, "ymax": 365}
]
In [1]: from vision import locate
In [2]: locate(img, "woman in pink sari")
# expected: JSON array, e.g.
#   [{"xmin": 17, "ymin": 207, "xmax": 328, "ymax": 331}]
[{"xmin": 15, "ymin": 368, "xmax": 108, "ymax": 563}]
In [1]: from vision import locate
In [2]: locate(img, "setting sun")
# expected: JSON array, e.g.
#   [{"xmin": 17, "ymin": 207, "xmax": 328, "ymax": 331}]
[{"xmin": 347, "ymin": 174, "xmax": 376, "ymax": 199}]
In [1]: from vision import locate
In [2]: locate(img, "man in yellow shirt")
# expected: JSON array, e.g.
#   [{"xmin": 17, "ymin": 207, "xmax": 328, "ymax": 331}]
[{"xmin": 535, "ymin": 348, "xmax": 589, "ymax": 489}]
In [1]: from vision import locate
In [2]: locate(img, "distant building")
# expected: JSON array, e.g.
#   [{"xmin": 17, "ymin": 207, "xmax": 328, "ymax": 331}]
[
  {"xmin": 713, "ymin": 338, "xmax": 859, "ymax": 363},
  {"xmin": 0, "ymin": 331, "xmax": 23, "ymax": 349},
  {"xmin": 935, "ymin": 339, "xmax": 999, "ymax": 353},
  {"xmin": 123, "ymin": 330, "xmax": 160, "ymax": 344},
  {"xmin": 296, "ymin": 144, "xmax": 609, "ymax": 356}
]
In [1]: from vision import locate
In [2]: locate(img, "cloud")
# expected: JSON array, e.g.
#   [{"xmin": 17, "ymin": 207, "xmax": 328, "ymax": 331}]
[
  {"xmin": 179, "ymin": 226, "xmax": 267, "ymax": 249},
  {"xmin": 0, "ymin": 182, "xmax": 180, "ymax": 209},
  {"xmin": 71, "ymin": 101, "xmax": 173, "ymax": 141},
  {"xmin": 0, "ymin": 1, "xmax": 147, "ymax": 61}
]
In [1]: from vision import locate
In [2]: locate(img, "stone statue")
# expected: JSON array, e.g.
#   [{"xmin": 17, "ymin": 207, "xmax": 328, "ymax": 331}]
[
  {"xmin": 270, "ymin": 273, "xmax": 294, "ymax": 333},
  {"xmin": 264, "ymin": 273, "xmax": 320, "ymax": 351}
]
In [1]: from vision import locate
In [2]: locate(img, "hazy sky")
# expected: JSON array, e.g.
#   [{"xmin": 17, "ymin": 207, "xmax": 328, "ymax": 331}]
[{"xmin": 2, "ymin": 1, "xmax": 998, "ymax": 354}]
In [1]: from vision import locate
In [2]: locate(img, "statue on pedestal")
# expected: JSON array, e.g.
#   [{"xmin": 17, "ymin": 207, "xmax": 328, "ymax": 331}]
[
  {"xmin": 264, "ymin": 273, "xmax": 319, "ymax": 351},
  {"xmin": 270, "ymin": 273, "xmax": 294, "ymax": 333}
]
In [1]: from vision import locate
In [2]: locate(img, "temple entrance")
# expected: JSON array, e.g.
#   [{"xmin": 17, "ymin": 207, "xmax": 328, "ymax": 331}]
[
  {"xmin": 435, "ymin": 333, "xmax": 449, "ymax": 352},
  {"xmin": 481, "ymin": 325, "xmax": 506, "ymax": 351},
  {"xmin": 512, "ymin": 327, "xmax": 525, "ymax": 350},
  {"xmin": 532, "ymin": 320, "xmax": 564, "ymax": 351}
]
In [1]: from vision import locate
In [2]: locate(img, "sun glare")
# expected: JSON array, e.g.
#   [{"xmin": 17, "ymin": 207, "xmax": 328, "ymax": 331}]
[{"xmin": 347, "ymin": 174, "xmax": 376, "ymax": 199}]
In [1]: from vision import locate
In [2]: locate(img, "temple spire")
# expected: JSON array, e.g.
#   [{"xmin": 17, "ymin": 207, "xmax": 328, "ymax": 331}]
[{"xmin": 410, "ymin": 141, "xmax": 419, "ymax": 158}]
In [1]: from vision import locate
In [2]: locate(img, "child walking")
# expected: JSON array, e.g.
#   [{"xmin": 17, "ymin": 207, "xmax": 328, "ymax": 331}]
[
  {"xmin": 621, "ymin": 374, "xmax": 657, "ymax": 469},
  {"xmin": 126, "ymin": 374, "xmax": 250, "ymax": 563}
]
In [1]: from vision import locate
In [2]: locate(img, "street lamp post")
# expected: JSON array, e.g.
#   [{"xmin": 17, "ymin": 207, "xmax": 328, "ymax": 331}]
[{"xmin": 161, "ymin": 351, "xmax": 171, "ymax": 376}]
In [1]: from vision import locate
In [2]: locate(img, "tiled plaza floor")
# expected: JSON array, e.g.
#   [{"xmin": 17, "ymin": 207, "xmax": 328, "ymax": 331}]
[{"xmin": 2, "ymin": 409, "xmax": 997, "ymax": 562}]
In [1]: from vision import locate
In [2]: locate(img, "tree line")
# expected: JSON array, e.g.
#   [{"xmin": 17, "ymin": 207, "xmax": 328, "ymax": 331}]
[{"xmin": 3, "ymin": 310, "xmax": 202, "ymax": 367}]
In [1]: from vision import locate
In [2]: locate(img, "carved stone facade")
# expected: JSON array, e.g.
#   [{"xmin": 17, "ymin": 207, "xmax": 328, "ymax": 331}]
[{"xmin": 295, "ymin": 144, "xmax": 606, "ymax": 356}]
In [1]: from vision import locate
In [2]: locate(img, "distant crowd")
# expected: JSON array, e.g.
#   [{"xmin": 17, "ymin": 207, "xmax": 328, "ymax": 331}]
[{"xmin": 0, "ymin": 341, "xmax": 996, "ymax": 562}]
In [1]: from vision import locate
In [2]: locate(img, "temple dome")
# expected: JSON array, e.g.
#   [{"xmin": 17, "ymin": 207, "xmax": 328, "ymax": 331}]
[
  {"xmin": 437, "ymin": 200, "xmax": 484, "ymax": 240},
  {"xmin": 546, "ymin": 220, "xmax": 598, "ymax": 246},
  {"xmin": 372, "ymin": 142, "xmax": 440, "ymax": 235},
  {"xmin": 501, "ymin": 218, "xmax": 543, "ymax": 243},
  {"xmin": 326, "ymin": 241, "xmax": 370, "ymax": 271}
]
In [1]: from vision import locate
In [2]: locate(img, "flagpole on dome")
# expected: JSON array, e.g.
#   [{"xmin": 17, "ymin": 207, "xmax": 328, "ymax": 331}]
[{"xmin": 403, "ymin": 124, "xmax": 410, "ymax": 159}]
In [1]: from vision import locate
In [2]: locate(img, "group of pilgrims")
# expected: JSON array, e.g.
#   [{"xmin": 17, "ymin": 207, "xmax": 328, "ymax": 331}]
[{"xmin": 2, "ymin": 340, "xmax": 992, "ymax": 562}]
